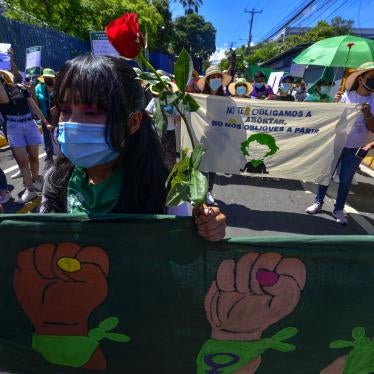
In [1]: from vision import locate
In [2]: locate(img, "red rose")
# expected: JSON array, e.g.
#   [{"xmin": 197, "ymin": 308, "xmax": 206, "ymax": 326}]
[{"xmin": 106, "ymin": 13, "xmax": 145, "ymax": 59}]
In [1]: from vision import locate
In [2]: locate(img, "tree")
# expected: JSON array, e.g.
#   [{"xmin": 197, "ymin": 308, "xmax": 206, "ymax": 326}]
[
  {"xmin": 4, "ymin": 0, "xmax": 163, "ymax": 45},
  {"xmin": 152, "ymin": 0, "xmax": 174, "ymax": 54},
  {"xmin": 331, "ymin": 16, "xmax": 354, "ymax": 36},
  {"xmin": 177, "ymin": 0, "xmax": 203, "ymax": 15},
  {"xmin": 172, "ymin": 13, "xmax": 215, "ymax": 60}
]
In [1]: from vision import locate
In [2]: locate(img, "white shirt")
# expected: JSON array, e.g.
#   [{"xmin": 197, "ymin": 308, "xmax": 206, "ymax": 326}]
[
  {"xmin": 146, "ymin": 98, "xmax": 178, "ymax": 131},
  {"xmin": 340, "ymin": 91, "xmax": 374, "ymax": 148}
]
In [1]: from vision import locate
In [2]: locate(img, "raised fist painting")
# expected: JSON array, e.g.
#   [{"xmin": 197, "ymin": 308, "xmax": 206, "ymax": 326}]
[
  {"xmin": 13, "ymin": 242, "xmax": 130, "ymax": 370},
  {"xmin": 197, "ymin": 252, "xmax": 306, "ymax": 374}
]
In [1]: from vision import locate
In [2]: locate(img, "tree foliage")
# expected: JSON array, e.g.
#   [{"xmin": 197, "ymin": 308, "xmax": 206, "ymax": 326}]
[
  {"xmin": 172, "ymin": 13, "xmax": 216, "ymax": 60},
  {"xmin": 4, "ymin": 0, "xmax": 163, "ymax": 47},
  {"xmin": 176, "ymin": 0, "xmax": 203, "ymax": 15},
  {"xmin": 218, "ymin": 17, "xmax": 355, "ymax": 68}
]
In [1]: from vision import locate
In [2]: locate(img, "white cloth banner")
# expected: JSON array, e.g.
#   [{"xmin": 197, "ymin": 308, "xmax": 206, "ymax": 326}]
[{"xmin": 182, "ymin": 95, "xmax": 361, "ymax": 185}]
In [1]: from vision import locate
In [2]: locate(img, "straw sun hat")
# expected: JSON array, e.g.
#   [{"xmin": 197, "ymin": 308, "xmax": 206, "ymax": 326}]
[
  {"xmin": 197, "ymin": 66, "xmax": 232, "ymax": 92},
  {"xmin": 0, "ymin": 70, "xmax": 14, "ymax": 84},
  {"xmin": 345, "ymin": 62, "xmax": 374, "ymax": 90},
  {"xmin": 37, "ymin": 68, "xmax": 56, "ymax": 83},
  {"xmin": 150, "ymin": 75, "xmax": 178, "ymax": 95},
  {"xmin": 228, "ymin": 78, "xmax": 253, "ymax": 96}
]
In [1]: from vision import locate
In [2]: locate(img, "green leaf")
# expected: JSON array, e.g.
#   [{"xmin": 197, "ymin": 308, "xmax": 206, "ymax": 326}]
[
  {"xmin": 166, "ymin": 181, "xmax": 189, "ymax": 206},
  {"xmin": 190, "ymin": 144, "xmax": 205, "ymax": 170},
  {"xmin": 352, "ymin": 327, "xmax": 366, "ymax": 341},
  {"xmin": 165, "ymin": 162, "xmax": 179, "ymax": 188},
  {"xmin": 151, "ymin": 81, "xmax": 166, "ymax": 93},
  {"xmin": 182, "ymin": 94, "xmax": 200, "ymax": 112},
  {"xmin": 271, "ymin": 327, "xmax": 298, "ymax": 342},
  {"xmin": 175, "ymin": 48, "xmax": 192, "ymax": 94},
  {"xmin": 154, "ymin": 99, "xmax": 168, "ymax": 135},
  {"xmin": 88, "ymin": 328, "xmax": 105, "ymax": 341},
  {"xmin": 330, "ymin": 340, "xmax": 355, "ymax": 349},
  {"xmin": 159, "ymin": 91, "xmax": 179, "ymax": 105},
  {"xmin": 138, "ymin": 72, "xmax": 158, "ymax": 84},
  {"xmin": 187, "ymin": 170, "xmax": 208, "ymax": 205},
  {"xmin": 99, "ymin": 317, "xmax": 119, "ymax": 331},
  {"xmin": 270, "ymin": 341, "xmax": 296, "ymax": 352},
  {"xmin": 104, "ymin": 332, "xmax": 131, "ymax": 343}
]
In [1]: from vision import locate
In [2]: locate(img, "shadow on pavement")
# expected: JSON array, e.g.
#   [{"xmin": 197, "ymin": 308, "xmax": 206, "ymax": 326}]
[
  {"xmin": 216, "ymin": 199, "xmax": 368, "ymax": 235},
  {"xmin": 215, "ymin": 174, "xmax": 306, "ymax": 191}
]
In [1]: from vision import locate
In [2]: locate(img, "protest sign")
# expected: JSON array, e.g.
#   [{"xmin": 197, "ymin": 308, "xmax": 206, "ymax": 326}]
[
  {"xmin": 0, "ymin": 214, "xmax": 373, "ymax": 373},
  {"xmin": 182, "ymin": 95, "xmax": 360, "ymax": 184},
  {"xmin": 0, "ymin": 43, "xmax": 11, "ymax": 70},
  {"xmin": 90, "ymin": 31, "xmax": 119, "ymax": 57},
  {"xmin": 25, "ymin": 46, "xmax": 42, "ymax": 76}
]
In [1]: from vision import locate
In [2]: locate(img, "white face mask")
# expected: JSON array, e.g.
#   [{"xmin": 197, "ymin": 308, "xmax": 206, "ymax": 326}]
[
  {"xmin": 209, "ymin": 78, "xmax": 222, "ymax": 92},
  {"xmin": 319, "ymin": 86, "xmax": 330, "ymax": 95}
]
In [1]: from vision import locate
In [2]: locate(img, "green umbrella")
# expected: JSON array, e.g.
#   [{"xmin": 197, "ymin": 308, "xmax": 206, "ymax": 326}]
[{"xmin": 293, "ymin": 35, "xmax": 374, "ymax": 68}]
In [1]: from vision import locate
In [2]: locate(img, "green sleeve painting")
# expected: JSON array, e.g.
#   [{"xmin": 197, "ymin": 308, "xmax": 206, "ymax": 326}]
[
  {"xmin": 32, "ymin": 317, "xmax": 130, "ymax": 368},
  {"xmin": 330, "ymin": 327, "xmax": 374, "ymax": 374},
  {"xmin": 196, "ymin": 327, "xmax": 298, "ymax": 373}
]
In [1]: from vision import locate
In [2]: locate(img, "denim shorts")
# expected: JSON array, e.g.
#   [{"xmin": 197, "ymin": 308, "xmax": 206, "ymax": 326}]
[{"xmin": 6, "ymin": 115, "xmax": 43, "ymax": 148}]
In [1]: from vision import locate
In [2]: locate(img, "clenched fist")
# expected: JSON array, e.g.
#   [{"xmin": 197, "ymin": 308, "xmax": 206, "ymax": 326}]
[
  {"xmin": 13, "ymin": 242, "xmax": 109, "ymax": 336},
  {"xmin": 205, "ymin": 252, "xmax": 306, "ymax": 341}
]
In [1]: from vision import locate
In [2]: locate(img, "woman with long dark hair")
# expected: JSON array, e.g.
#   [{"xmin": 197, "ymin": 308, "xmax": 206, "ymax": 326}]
[{"xmin": 41, "ymin": 55, "xmax": 226, "ymax": 241}]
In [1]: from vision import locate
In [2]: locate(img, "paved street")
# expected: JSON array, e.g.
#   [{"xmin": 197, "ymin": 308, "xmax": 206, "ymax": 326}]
[{"xmin": 1, "ymin": 145, "xmax": 373, "ymax": 236}]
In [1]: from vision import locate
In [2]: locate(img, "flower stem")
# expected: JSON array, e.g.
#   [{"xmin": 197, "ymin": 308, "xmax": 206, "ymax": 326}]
[{"xmin": 138, "ymin": 51, "xmax": 196, "ymax": 149}]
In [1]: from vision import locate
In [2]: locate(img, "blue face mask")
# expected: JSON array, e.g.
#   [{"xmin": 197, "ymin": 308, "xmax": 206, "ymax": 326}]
[
  {"xmin": 209, "ymin": 78, "xmax": 222, "ymax": 92},
  {"xmin": 58, "ymin": 122, "xmax": 119, "ymax": 168},
  {"xmin": 162, "ymin": 104, "xmax": 174, "ymax": 114},
  {"xmin": 254, "ymin": 82, "xmax": 264, "ymax": 89},
  {"xmin": 280, "ymin": 83, "xmax": 291, "ymax": 92},
  {"xmin": 236, "ymin": 86, "xmax": 247, "ymax": 96}
]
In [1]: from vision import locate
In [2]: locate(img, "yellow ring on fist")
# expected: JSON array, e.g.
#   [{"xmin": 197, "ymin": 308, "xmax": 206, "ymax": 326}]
[{"xmin": 57, "ymin": 257, "xmax": 81, "ymax": 273}]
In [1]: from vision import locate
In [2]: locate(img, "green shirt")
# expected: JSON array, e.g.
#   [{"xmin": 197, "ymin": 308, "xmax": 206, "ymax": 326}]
[{"xmin": 67, "ymin": 166, "xmax": 123, "ymax": 214}]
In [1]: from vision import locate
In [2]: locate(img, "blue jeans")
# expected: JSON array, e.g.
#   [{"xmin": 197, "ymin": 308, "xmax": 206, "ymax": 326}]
[
  {"xmin": 315, "ymin": 147, "xmax": 362, "ymax": 211},
  {"xmin": 0, "ymin": 168, "xmax": 7, "ymax": 190}
]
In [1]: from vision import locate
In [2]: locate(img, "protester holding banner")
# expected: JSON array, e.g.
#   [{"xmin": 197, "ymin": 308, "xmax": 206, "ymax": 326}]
[
  {"xmin": 35, "ymin": 68, "xmax": 56, "ymax": 169},
  {"xmin": 228, "ymin": 78, "xmax": 253, "ymax": 98},
  {"xmin": 306, "ymin": 62, "xmax": 374, "ymax": 224},
  {"xmin": 292, "ymin": 80, "xmax": 307, "ymax": 102},
  {"xmin": 197, "ymin": 66, "xmax": 232, "ymax": 205},
  {"xmin": 249, "ymin": 71, "xmax": 274, "ymax": 99},
  {"xmin": 146, "ymin": 76, "xmax": 180, "ymax": 166},
  {"xmin": 268, "ymin": 74, "xmax": 295, "ymax": 101},
  {"xmin": 304, "ymin": 77, "xmax": 334, "ymax": 103},
  {"xmin": 40, "ymin": 55, "xmax": 226, "ymax": 241},
  {"xmin": 0, "ymin": 69, "xmax": 47, "ymax": 203}
]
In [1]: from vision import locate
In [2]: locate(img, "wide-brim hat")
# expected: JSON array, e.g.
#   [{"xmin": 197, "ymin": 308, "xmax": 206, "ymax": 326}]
[
  {"xmin": 37, "ymin": 68, "xmax": 56, "ymax": 83},
  {"xmin": 0, "ymin": 70, "xmax": 14, "ymax": 84},
  {"xmin": 150, "ymin": 76, "xmax": 179, "ymax": 95},
  {"xmin": 197, "ymin": 65, "xmax": 232, "ymax": 92},
  {"xmin": 345, "ymin": 62, "xmax": 374, "ymax": 90},
  {"xmin": 228, "ymin": 78, "xmax": 253, "ymax": 96}
]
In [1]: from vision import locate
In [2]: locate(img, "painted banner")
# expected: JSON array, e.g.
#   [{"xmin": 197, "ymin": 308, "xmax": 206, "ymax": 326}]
[
  {"xmin": 89, "ymin": 31, "xmax": 119, "ymax": 57},
  {"xmin": 182, "ymin": 95, "xmax": 360, "ymax": 185},
  {"xmin": 0, "ymin": 214, "xmax": 373, "ymax": 373},
  {"xmin": 25, "ymin": 46, "xmax": 42, "ymax": 76},
  {"xmin": 0, "ymin": 43, "xmax": 11, "ymax": 71}
]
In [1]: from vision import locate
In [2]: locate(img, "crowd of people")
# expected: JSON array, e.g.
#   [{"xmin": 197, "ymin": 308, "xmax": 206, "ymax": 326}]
[{"xmin": 0, "ymin": 50, "xmax": 373, "ymax": 228}]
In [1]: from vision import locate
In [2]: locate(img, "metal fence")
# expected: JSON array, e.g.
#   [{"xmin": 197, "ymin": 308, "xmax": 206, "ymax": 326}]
[{"xmin": 0, "ymin": 14, "xmax": 89, "ymax": 72}]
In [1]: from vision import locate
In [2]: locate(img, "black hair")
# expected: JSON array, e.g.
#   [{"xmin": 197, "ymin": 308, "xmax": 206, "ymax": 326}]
[
  {"xmin": 202, "ymin": 74, "xmax": 225, "ymax": 96},
  {"xmin": 43, "ymin": 54, "xmax": 168, "ymax": 214},
  {"xmin": 254, "ymin": 71, "xmax": 266, "ymax": 79}
]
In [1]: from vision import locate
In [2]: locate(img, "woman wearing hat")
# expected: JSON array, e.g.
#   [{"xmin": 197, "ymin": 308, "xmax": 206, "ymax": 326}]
[
  {"xmin": 306, "ymin": 62, "xmax": 374, "ymax": 224},
  {"xmin": 197, "ymin": 66, "xmax": 232, "ymax": 205},
  {"xmin": 0, "ymin": 69, "xmax": 48, "ymax": 203},
  {"xmin": 228, "ymin": 78, "xmax": 253, "ymax": 98},
  {"xmin": 146, "ymin": 76, "xmax": 181, "ymax": 167}
]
